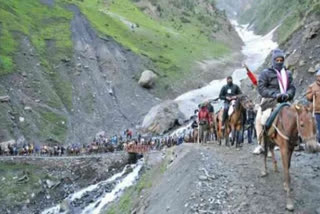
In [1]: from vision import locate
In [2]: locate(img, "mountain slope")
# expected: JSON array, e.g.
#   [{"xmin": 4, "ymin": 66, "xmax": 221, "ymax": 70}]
[
  {"xmin": 0, "ymin": 0, "xmax": 242, "ymax": 144},
  {"xmin": 237, "ymin": 0, "xmax": 320, "ymax": 44}
]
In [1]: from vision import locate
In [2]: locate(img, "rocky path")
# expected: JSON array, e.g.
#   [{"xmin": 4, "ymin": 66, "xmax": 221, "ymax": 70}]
[{"xmin": 140, "ymin": 143, "xmax": 320, "ymax": 214}]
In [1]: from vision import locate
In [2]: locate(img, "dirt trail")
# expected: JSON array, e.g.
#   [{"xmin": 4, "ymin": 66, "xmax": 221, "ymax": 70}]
[{"xmin": 139, "ymin": 143, "xmax": 320, "ymax": 214}]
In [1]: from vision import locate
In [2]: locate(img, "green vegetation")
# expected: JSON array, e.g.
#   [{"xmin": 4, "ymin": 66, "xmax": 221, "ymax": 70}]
[
  {"xmin": 239, "ymin": 0, "xmax": 320, "ymax": 43},
  {"xmin": 65, "ymin": 0, "xmax": 229, "ymax": 85},
  {"xmin": 0, "ymin": 162, "xmax": 50, "ymax": 206},
  {"xmin": 37, "ymin": 108, "xmax": 68, "ymax": 143},
  {"xmin": 0, "ymin": 0, "xmax": 73, "ymax": 75}
]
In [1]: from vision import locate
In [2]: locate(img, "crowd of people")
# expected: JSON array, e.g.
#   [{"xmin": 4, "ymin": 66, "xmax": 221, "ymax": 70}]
[
  {"xmin": 1, "ymin": 48, "xmax": 320, "ymax": 159},
  {"xmin": 0, "ymin": 128, "xmax": 186, "ymax": 157}
]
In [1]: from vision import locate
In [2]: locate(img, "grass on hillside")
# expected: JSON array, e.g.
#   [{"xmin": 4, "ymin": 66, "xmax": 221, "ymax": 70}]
[
  {"xmin": 0, "ymin": 162, "xmax": 50, "ymax": 206},
  {"xmin": 67, "ymin": 0, "xmax": 229, "ymax": 82},
  {"xmin": 0, "ymin": 0, "xmax": 72, "ymax": 75}
]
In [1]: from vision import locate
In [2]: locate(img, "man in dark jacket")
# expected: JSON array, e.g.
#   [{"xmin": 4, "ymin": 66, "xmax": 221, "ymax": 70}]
[
  {"xmin": 219, "ymin": 76, "xmax": 242, "ymax": 128},
  {"xmin": 257, "ymin": 49, "xmax": 295, "ymax": 103},
  {"xmin": 254, "ymin": 48, "xmax": 296, "ymax": 154}
]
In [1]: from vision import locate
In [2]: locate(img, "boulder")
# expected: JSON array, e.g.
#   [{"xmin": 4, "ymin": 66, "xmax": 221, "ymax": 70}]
[
  {"xmin": 286, "ymin": 50, "xmax": 300, "ymax": 69},
  {"xmin": 304, "ymin": 21, "xmax": 320, "ymax": 41},
  {"xmin": 299, "ymin": 60, "xmax": 305, "ymax": 67},
  {"xmin": 308, "ymin": 66, "xmax": 316, "ymax": 73},
  {"xmin": 141, "ymin": 100, "xmax": 186, "ymax": 134},
  {"xmin": 0, "ymin": 139, "xmax": 16, "ymax": 151},
  {"xmin": 46, "ymin": 179, "xmax": 55, "ymax": 189},
  {"xmin": 24, "ymin": 106, "xmax": 32, "ymax": 112},
  {"xmin": 19, "ymin": 117, "xmax": 25, "ymax": 123},
  {"xmin": 138, "ymin": 70, "xmax": 157, "ymax": 88},
  {"xmin": 0, "ymin": 95, "xmax": 10, "ymax": 102}
]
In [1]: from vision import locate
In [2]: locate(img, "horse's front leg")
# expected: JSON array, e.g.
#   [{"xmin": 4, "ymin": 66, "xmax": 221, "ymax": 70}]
[
  {"xmin": 261, "ymin": 135, "xmax": 268, "ymax": 177},
  {"xmin": 271, "ymin": 147, "xmax": 279, "ymax": 173},
  {"xmin": 224, "ymin": 123, "xmax": 230, "ymax": 146},
  {"xmin": 280, "ymin": 143, "xmax": 294, "ymax": 211},
  {"xmin": 235, "ymin": 124, "xmax": 242, "ymax": 148},
  {"xmin": 231, "ymin": 126, "xmax": 236, "ymax": 146}
]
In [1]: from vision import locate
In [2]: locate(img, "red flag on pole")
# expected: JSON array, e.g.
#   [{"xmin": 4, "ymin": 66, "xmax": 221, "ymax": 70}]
[{"xmin": 244, "ymin": 64, "xmax": 257, "ymax": 86}]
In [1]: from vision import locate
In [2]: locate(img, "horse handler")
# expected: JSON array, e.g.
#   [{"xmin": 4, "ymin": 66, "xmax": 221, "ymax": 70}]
[
  {"xmin": 198, "ymin": 104, "xmax": 212, "ymax": 144},
  {"xmin": 306, "ymin": 69, "xmax": 320, "ymax": 144}
]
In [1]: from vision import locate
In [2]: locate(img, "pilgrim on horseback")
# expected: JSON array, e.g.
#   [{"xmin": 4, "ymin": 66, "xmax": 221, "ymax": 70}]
[
  {"xmin": 217, "ymin": 77, "xmax": 251, "ymax": 147},
  {"xmin": 219, "ymin": 76, "xmax": 242, "ymax": 130},
  {"xmin": 254, "ymin": 49, "xmax": 296, "ymax": 154},
  {"xmin": 256, "ymin": 49, "xmax": 320, "ymax": 211}
]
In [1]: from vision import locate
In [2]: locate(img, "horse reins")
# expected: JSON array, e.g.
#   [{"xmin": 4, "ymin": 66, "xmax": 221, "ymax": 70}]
[{"xmin": 272, "ymin": 108, "xmax": 290, "ymax": 141}]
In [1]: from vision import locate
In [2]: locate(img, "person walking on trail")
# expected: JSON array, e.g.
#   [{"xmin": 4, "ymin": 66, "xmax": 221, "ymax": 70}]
[
  {"xmin": 246, "ymin": 106, "xmax": 256, "ymax": 144},
  {"xmin": 253, "ymin": 49, "xmax": 296, "ymax": 154},
  {"xmin": 198, "ymin": 104, "xmax": 212, "ymax": 144},
  {"xmin": 219, "ymin": 76, "xmax": 242, "ymax": 129},
  {"xmin": 206, "ymin": 101, "xmax": 217, "ymax": 141},
  {"xmin": 306, "ymin": 69, "xmax": 320, "ymax": 145}
]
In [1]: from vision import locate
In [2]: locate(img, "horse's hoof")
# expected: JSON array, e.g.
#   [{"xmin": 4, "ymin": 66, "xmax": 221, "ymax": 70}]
[
  {"xmin": 261, "ymin": 171, "xmax": 268, "ymax": 177},
  {"xmin": 283, "ymin": 183, "xmax": 289, "ymax": 192},
  {"xmin": 286, "ymin": 199, "xmax": 294, "ymax": 211}
]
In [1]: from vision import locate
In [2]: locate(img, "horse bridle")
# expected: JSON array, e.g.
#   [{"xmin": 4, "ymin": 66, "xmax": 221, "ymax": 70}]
[{"xmin": 295, "ymin": 111, "xmax": 316, "ymax": 142}]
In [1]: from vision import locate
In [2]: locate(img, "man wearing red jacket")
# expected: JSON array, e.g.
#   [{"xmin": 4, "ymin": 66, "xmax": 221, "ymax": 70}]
[{"xmin": 198, "ymin": 103, "xmax": 212, "ymax": 144}]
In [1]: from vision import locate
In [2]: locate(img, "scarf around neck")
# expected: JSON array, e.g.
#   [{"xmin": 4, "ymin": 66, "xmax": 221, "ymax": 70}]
[{"xmin": 275, "ymin": 68, "xmax": 288, "ymax": 94}]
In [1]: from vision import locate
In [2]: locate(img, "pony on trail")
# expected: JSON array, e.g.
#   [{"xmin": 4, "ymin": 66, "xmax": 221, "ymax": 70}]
[
  {"xmin": 261, "ymin": 103, "xmax": 320, "ymax": 211},
  {"xmin": 216, "ymin": 94, "xmax": 253, "ymax": 147}
]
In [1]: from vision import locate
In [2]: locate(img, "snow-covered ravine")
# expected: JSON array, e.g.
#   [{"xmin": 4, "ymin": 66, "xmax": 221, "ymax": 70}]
[
  {"xmin": 42, "ymin": 159, "xmax": 144, "ymax": 214},
  {"xmin": 175, "ymin": 21, "xmax": 279, "ymax": 118}
]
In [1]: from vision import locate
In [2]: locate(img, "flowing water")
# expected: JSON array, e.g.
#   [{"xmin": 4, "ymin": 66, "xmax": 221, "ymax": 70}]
[{"xmin": 42, "ymin": 159, "xmax": 144, "ymax": 214}]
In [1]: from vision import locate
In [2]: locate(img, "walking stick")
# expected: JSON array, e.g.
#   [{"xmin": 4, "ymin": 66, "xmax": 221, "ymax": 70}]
[{"xmin": 313, "ymin": 95, "xmax": 316, "ymax": 118}]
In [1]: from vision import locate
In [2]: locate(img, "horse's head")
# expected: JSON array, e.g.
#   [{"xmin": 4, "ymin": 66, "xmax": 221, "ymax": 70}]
[
  {"xmin": 295, "ymin": 104, "xmax": 320, "ymax": 153},
  {"xmin": 236, "ymin": 94, "xmax": 254, "ymax": 110}
]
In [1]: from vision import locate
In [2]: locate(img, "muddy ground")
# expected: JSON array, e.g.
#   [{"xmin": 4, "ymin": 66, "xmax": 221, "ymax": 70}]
[
  {"xmin": 0, "ymin": 152, "xmax": 128, "ymax": 214},
  {"xmin": 132, "ymin": 143, "xmax": 320, "ymax": 214}
]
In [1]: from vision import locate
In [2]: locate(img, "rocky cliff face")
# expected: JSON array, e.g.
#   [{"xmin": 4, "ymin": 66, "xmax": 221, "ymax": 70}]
[
  {"xmin": 236, "ymin": 2, "xmax": 320, "ymax": 103},
  {"xmin": 0, "ymin": 0, "xmax": 243, "ymax": 144}
]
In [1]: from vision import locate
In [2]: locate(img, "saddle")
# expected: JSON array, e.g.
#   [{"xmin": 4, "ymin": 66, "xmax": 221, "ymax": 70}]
[{"xmin": 265, "ymin": 103, "xmax": 290, "ymax": 136}]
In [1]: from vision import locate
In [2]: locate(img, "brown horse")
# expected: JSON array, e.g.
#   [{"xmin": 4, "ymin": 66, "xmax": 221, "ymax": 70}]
[
  {"xmin": 216, "ymin": 95, "xmax": 253, "ymax": 147},
  {"xmin": 262, "ymin": 104, "xmax": 320, "ymax": 211},
  {"xmin": 208, "ymin": 113, "xmax": 217, "ymax": 142}
]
